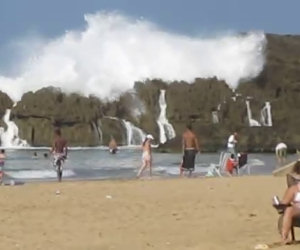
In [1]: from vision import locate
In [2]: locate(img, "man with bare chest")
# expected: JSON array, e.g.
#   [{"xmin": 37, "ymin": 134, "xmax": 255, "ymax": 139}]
[
  {"xmin": 52, "ymin": 128, "xmax": 68, "ymax": 155},
  {"xmin": 51, "ymin": 128, "xmax": 68, "ymax": 181},
  {"xmin": 180, "ymin": 124, "xmax": 200, "ymax": 176}
]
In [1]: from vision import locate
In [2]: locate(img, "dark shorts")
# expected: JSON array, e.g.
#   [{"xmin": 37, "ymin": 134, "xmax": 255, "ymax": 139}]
[
  {"xmin": 182, "ymin": 150, "xmax": 197, "ymax": 170},
  {"xmin": 110, "ymin": 148, "xmax": 117, "ymax": 154}
]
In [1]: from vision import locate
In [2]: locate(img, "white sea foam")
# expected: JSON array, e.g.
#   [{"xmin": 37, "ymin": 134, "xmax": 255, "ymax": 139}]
[
  {"xmin": 0, "ymin": 12, "xmax": 266, "ymax": 102},
  {"xmin": 5, "ymin": 169, "xmax": 76, "ymax": 179}
]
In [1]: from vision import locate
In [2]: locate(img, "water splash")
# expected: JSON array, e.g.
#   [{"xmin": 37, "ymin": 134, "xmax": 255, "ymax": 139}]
[
  {"xmin": 157, "ymin": 90, "xmax": 176, "ymax": 144},
  {"xmin": 211, "ymin": 111, "xmax": 219, "ymax": 124},
  {"xmin": 121, "ymin": 120, "xmax": 145, "ymax": 145},
  {"xmin": 96, "ymin": 121, "xmax": 103, "ymax": 144},
  {"xmin": 0, "ymin": 12, "xmax": 266, "ymax": 102},
  {"xmin": 0, "ymin": 109, "xmax": 28, "ymax": 147},
  {"xmin": 92, "ymin": 121, "xmax": 103, "ymax": 144}
]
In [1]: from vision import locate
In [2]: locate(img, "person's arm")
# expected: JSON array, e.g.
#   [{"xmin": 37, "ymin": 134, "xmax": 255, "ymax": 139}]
[
  {"xmin": 64, "ymin": 140, "xmax": 68, "ymax": 157},
  {"xmin": 51, "ymin": 141, "xmax": 55, "ymax": 154},
  {"xmin": 281, "ymin": 186, "xmax": 295, "ymax": 205},
  {"xmin": 149, "ymin": 142, "xmax": 152, "ymax": 156},
  {"xmin": 194, "ymin": 136, "xmax": 200, "ymax": 153},
  {"xmin": 182, "ymin": 137, "xmax": 185, "ymax": 154}
]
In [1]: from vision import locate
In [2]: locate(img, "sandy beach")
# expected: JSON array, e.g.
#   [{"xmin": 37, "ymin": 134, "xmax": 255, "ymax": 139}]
[{"xmin": 0, "ymin": 176, "xmax": 299, "ymax": 250}]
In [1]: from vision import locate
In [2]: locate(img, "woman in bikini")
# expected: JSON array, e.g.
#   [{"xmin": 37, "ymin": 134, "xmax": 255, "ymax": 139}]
[
  {"xmin": 280, "ymin": 161, "xmax": 300, "ymax": 244},
  {"xmin": 137, "ymin": 134, "xmax": 154, "ymax": 178}
]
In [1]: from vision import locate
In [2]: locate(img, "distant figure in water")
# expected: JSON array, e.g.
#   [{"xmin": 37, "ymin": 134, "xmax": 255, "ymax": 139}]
[
  {"xmin": 0, "ymin": 149, "xmax": 5, "ymax": 183},
  {"xmin": 180, "ymin": 124, "xmax": 200, "ymax": 177},
  {"xmin": 276, "ymin": 142, "xmax": 287, "ymax": 165},
  {"xmin": 137, "ymin": 134, "xmax": 154, "ymax": 178},
  {"xmin": 32, "ymin": 151, "xmax": 38, "ymax": 159},
  {"xmin": 108, "ymin": 136, "xmax": 118, "ymax": 154},
  {"xmin": 43, "ymin": 153, "xmax": 48, "ymax": 158}
]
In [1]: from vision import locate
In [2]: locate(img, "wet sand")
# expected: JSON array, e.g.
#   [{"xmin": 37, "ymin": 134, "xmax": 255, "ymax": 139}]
[{"xmin": 0, "ymin": 176, "xmax": 299, "ymax": 250}]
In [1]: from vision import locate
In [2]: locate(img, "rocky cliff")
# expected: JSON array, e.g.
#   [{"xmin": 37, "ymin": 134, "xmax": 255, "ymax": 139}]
[{"xmin": 1, "ymin": 34, "xmax": 300, "ymax": 151}]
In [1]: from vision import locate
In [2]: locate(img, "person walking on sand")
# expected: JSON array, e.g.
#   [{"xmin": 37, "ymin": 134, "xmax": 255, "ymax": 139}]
[
  {"xmin": 180, "ymin": 124, "xmax": 200, "ymax": 177},
  {"xmin": 227, "ymin": 132, "xmax": 238, "ymax": 157},
  {"xmin": 137, "ymin": 134, "xmax": 154, "ymax": 178},
  {"xmin": 51, "ymin": 128, "xmax": 68, "ymax": 181}
]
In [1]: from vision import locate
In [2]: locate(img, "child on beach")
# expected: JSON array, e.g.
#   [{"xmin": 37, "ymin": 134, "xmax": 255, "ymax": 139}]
[{"xmin": 226, "ymin": 153, "xmax": 238, "ymax": 176}]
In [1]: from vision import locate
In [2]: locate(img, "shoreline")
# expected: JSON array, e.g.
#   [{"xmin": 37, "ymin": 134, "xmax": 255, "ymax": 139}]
[{"xmin": 1, "ymin": 146, "xmax": 299, "ymax": 155}]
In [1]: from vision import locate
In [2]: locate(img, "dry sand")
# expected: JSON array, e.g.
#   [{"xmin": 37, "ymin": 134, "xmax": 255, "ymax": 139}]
[{"xmin": 0, "ymin": 176, "xmax": 299, "ymax": 250}]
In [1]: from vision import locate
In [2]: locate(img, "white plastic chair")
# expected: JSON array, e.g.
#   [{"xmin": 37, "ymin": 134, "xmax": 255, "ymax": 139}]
[{"xmin": 206, "ymin": 152, "xmax": 230, "ymax": 177}]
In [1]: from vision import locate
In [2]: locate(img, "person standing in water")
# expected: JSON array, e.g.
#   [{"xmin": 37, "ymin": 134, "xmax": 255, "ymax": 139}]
[
  {"xmin": 275, "ymin": 142, "xmax": 287, "ymax": 165},
  {"xmin": 137, "ymin": 134, "xmax": 154, "ymax": 178},
  {"xmin": 0, "ymin": 149, "xmax": 5, "ymax": 183},
  {"xmin": 108, "ymin": 136, "xmax": 118, "ymax": 154},
  {"xmin": 227, "ymin": 132, "xmax": 238, "ymax": 157},
  {"xmin": 180, "ymin": 124, "xmax": 200, "ymax": 176}
]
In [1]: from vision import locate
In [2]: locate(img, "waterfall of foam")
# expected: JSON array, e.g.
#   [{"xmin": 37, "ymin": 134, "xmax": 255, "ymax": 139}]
[
  {"xmin": 245, "ymin": 100, "xmax": 261, "ymax": 127},
  {"xmin": 92, "ymin": 121, "xmax": 103, "ymax": 144},
  {"xmin": 0, "ymin": 109, "xmax": 28, "ymax": 147},
  {"xmin": 97, "ymin": 121, "xmax": 103, "ymax": 144},
  {"xmin": 121, "ymin": 120, "xmax": 145, "ymax": 146},
  {"xmin": 260, "ymin": 102, "xmax": 272, "ymax": 127},
  {"xmin": 212, "ymin": 111, "xmax": 219, "ymax": 124},
  {"xmin": 157, "ymin": 89, "xmax": 176, "ymax": 144}
]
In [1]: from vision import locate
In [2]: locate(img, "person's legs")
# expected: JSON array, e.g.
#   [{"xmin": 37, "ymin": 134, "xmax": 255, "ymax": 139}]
[
  {"xmin": 179, "ymin": 164, "xmax": 184, "ymax": 177},
  {"xmin": 137, "ymin": 155, "xmax": 152, "ymax": 178},
  {"xmin": 279, "ymin": 149, "xmax": 283, "ymax": 164},
  {"xmin": 137, "ymin": 160, "xmax": 147, "ymax": 178},
  {"xmin": 183, "ymin": 150, "xmax": 196, "ymax": 177},
  {"xmin": 276, "ymin": 149, "xmax": 281, "ymax": 165},
  {"xmin": 283, "ymin": 148, "xmax": 287, "ymax": 164},
  {"xmin": 180, "ymin": 155, "xmax": 186, "ymax": 177},
  {"xmin": 149, "ymin": 159, "xmax": 152, "ymax": 177},
  {"xmin": 281, "ymin": 206, "xmax": 300, "ymax": 244},
  {"xmin": 189, "ymin": 150, "xmax": 196, "ymax": 177},
  {"xmin": 0, "ymin": 171, "xmax": 3, "ymax": 184}
]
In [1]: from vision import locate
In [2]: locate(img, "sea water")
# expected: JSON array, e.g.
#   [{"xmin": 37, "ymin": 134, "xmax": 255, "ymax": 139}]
[{"xmin": 2, "ymin": 148, "xmax": 299, "ymax": 183}]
